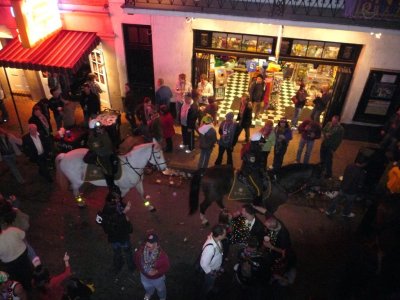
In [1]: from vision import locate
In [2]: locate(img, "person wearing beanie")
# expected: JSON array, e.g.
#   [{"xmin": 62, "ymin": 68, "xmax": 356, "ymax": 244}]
[
  {"xmin": 215, "ymin": 112, "xmax": 237, "ymax": 166},
  {"xmin": 135, "ymin": 232, "xmax": 170, "ymax": 300},
  {"xmin": 198, "ymin": 114, "xmax": 217, "ymax": 170}
]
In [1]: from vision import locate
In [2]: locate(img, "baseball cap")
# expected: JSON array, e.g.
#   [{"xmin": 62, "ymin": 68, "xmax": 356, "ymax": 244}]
[{"xmin": 146, "ymin": 233, "xmax": 159, "ymax": 244}]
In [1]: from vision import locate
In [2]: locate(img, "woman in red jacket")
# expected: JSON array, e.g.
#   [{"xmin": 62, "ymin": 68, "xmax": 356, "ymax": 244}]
[
  {"xmin": 159, "ymin": 105, "xmax": 175, "ymax": 153},
  {"xmin": 135, "ymin": 233, "xmax": 170, "ymax": 300}
]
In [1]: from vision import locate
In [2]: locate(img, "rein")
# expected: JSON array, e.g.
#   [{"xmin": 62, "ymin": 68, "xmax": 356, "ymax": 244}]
[
  {"xmin": 120, "ymin": 144, "xmax": 166, "ymax": 180},
  {"xmin": 270, "ymin": 174, "xmax": 307, "ymax": 196}
]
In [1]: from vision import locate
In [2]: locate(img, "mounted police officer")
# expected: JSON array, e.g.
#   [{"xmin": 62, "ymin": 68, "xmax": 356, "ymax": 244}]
[
  {"xmin": 85, "ymin": 119, "xmax": 119, "ymax": 192},
  {"xmin": 240, "ymin": 131, "xmax": 266, "ymax": 204}
]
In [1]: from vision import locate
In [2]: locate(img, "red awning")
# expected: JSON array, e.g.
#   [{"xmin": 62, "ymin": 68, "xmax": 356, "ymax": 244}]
[{"xmin": 0, "ymin": 30, "xmax": 100, "ymax": 73}]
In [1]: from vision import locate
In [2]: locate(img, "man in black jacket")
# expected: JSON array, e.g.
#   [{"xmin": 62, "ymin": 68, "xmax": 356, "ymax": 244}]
[
  {"xmin": 22, "ymin": 124, "xmax": 52, "ymax": 182},
  {"xmin": 80, "ymin": 83, "xmax": 100, "ymax": 127},
  {"xmin": 180, "ymin": 93, "xmax": 198, "ymax": 153}
]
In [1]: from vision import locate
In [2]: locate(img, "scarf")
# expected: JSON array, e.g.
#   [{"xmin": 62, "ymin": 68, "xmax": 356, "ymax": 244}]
[{"xmin": 142, "ymin": 246, "xmax": 160, "ymax": 274}]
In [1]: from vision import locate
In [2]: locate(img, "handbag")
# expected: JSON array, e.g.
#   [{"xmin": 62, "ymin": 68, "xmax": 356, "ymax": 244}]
[{"xmin": 291, "ymin": 96, "xmax": 298, "ymax": 105}]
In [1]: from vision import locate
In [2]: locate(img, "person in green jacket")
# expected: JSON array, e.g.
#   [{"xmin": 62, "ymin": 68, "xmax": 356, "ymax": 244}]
[
  {"xmin": 320, "ymin": 115, "xmax": 344, "ymax": 179},
  {"xmin": 260, "ymin": 120, "xmax": 276, "ymax": 170}
]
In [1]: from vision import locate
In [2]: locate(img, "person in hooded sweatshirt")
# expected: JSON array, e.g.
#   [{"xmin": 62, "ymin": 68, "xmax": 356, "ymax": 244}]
[{"xmin": 198, "ymin": 114, "xmax": 217, "ymax": 170}]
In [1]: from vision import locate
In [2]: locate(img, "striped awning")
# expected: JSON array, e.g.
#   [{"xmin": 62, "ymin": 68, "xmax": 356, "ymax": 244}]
[{"xmin": 0, "ymin": 30, "xmax": 100, "ymax": 73}]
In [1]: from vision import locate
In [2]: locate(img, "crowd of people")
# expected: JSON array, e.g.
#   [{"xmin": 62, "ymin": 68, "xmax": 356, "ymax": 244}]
[{"xmin": 1, "ymin": 70, "xmax": 400, "ymax": 300}]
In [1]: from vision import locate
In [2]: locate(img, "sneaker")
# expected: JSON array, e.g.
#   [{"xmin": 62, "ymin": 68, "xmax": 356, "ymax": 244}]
[
  {"xmin": 179, "ymin": 144, "xmax": 185, "ymax": 149},
  {"xmin": 325, "ymin": 209, "xmax": 336, "ymax": 216},
  {"xmin": 342, "ymin": 212, "xmax": 355, "ymax": 218},
  {"xmin": 185, "ymin": 149, "xmax": 192, "ymax": 154}
]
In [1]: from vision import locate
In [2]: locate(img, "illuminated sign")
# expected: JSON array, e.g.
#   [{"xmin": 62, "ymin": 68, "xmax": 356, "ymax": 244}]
[{"xmin": 11, "ymin": 0, "xmax": 62, "ymax": 48}]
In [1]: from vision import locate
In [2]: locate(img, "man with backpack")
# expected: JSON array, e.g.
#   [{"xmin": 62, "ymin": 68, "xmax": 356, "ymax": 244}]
[
  {"xmin": 199, "ymin": 224, "xmax": 226, "ymax": 299},
  {"xmin": 96, "ymin": 192, "xmax": 135, "ymax": 275}
]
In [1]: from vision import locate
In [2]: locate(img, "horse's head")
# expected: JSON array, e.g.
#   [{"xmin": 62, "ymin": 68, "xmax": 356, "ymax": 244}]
[{"xmin": 149, "ymin": 139, "xmax": 167, "ymax": 171}]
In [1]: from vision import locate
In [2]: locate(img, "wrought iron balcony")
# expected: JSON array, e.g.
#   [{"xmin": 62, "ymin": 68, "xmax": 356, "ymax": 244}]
[{"xmin": 123, "ymin": 0, "xmax": 400, "ymax": 31}]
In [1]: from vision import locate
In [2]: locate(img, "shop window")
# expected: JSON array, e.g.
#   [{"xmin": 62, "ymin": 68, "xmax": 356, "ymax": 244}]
[
  {"xmin": 280, "ymin": 39, "xmax": 291, "ymax": 56},
  {"xmin": 212, "ymin": 32, "xmax": 227, "ymax": 49},
  {"xmin": 242, "ymin": 35, "xmax": 257, "ymax": 52},
  {"xmin": 291, "ymin": 40, "xmax": 308, "ymax": 57},
  {"xmin": 306, "ymin": 41, "xmax": 324, "ymax": 58},
  {"xmin": 257, "ymin": 37, "xmax": 273, "ymax": 54},
  {"xmin": 227, "ymin": 34, "xmax": 242, "ymax": 50},
  {"xmin": 322, "ymin": 43, "xmax": 340, "ymax": 59}
]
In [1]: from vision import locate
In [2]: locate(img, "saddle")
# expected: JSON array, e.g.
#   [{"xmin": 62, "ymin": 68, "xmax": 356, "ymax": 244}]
[
  {"xmin": 84, "ymin": 160, "xmax": 123, "ymax": 182},
  {"xmin": 228, "ymin": 170, "xmax": 271, "ymax": 201}
]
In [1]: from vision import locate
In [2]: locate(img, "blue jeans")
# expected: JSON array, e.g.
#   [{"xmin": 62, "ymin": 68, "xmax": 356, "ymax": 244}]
[
  {"xmin": 111, "ymin": 241, "xmax": 135, "ymax": 273},
  {"xmin": 296, "ymin": 138, "xmax": 315, "ymax": 164},
  {"xmin": 201, "ymin": 272, "xmax": 217, "ymax": 298},
  {"xmin": 291, "ymin": 107, "xmax": 303, "ymax": 127},
  {"xmin": 2, "ymin": 154, "xmax": 24, "ymax": 184},
  {"xmin": 198, "ymin": 148, "xmax": 212, "ymax": 169},
  {"xmin": 140, "ymin": 273, "xmax": 167, "ymax": 300},
  {"xmin": 326, "ymin": 190, "xmax": 356, "ymax": 216}
]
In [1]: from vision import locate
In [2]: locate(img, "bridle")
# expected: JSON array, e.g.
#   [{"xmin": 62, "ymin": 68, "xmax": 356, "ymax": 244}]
[{"xmin": 121, "ymin": 144, "xmax": 166, "ymax": 180}]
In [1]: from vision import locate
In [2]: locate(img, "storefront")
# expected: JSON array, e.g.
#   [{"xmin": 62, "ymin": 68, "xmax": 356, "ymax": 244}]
[{"xmin": 193, "ymin": 30, "xmax": 362, "ymax": 125}]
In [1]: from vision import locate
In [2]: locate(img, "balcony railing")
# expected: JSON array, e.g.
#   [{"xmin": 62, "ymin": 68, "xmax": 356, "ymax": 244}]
[{"xmin": 123, "ymin": 0, "xmax": 400, "ymax": 30}]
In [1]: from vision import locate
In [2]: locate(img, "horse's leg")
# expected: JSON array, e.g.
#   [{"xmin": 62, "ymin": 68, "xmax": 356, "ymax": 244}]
[
  {"xmin": 135, "ymin": 181, "xmax": 156, "ymax": 212},
  {"xmin": 72, "ymin": 182, "xmax": 86, "ymax": 207},
  {"xmin": 199, "ymin": 189, "xmax": 220, "ymax": 226}
]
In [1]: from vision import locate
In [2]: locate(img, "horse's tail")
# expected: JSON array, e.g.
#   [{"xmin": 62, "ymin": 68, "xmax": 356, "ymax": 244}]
[
  {"xmin": 55, "ymin": 153, "xmax": 69, "ymax": 191},
  {"xmin": 189, "ymin": 169, "xmax": 203, "ymax": 215}
]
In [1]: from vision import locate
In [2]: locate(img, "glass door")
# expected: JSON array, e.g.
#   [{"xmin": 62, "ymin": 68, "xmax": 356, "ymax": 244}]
[{"xmin": 89, "ymin": 45, "xmax": 110, "ymax": 108}]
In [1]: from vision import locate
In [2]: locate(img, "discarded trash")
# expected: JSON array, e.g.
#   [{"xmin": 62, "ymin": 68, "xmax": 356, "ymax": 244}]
[
  {"xmin": 156, "ymin": 179, "xmax": 161, "ymax": 183},
  {"xmin": 145, "ymin": 195, "xmax": 151, "ymax": 199},
  {"xmin": 183, "ymin": 237, "xmax": 188, "ymax": 242},
  {"xmin": 169, "ymin": 181, "xmax": 174, "ymax": 185},
  {"xmin": 172, "ymin": 192, "xmax": 177, "ymax": 197}
]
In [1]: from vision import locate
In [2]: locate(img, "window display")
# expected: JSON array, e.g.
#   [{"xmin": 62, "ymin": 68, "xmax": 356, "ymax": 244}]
[
  {"xmin": 322, "ymin": 43, "xmax": 340, "ymax": 59},
  {"xmin": 306, "ymin": 41, "xmax": 324, "ymax": 58},
  {"xmin": 242, "ymin": 35, "xmax": 257, "ymax": 52},
  {"xmin": 257, "ymin": 37, "xmax": 273, "ymax": 54},
  {"xmin": 280, "ymin": 40, "xmax": 291, "ymax": 56},
  {"xmin": 291, "ymin": 40, "xmax": 308, "ymax": 57},
  {"xmin": 227, "ymin": 34, "xmax": 242, "ymax": 50},
  {"xmin": 212, "ymin": 32, "xmax": 227, "ymax": 49}
]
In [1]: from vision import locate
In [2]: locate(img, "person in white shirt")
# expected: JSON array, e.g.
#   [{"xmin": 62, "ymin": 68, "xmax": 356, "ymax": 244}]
[
  {"xmin": 22, "ymin": 124, "xmax": 52, "ymax": 182},
  {"xmin": 200, "ymin": 224, "xmax": 226, "ymax": 298},
  {"xmin": 197, "ymin": 74, "xmax": 214, "ymax": 105},
  {"xmin": 174, "ymin": 73, "xmax": 192, "ymax": 123}
]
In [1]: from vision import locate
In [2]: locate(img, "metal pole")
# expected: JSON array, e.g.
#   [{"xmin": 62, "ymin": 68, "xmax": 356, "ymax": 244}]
[{"xmin": 3, "ymin": 67, "xmax": 23, "ymax": 134}]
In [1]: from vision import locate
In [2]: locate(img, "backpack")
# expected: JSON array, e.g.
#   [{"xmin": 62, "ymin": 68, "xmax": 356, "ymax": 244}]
[{"xmin": 193, "ymin": 243, "xmax": 215, "ymax": 274}]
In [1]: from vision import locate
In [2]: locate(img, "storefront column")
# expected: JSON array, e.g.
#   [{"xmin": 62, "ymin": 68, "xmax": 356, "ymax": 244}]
[{"xmin": 23, "ymin": 70, "xmax": 45, "ymax": 100}]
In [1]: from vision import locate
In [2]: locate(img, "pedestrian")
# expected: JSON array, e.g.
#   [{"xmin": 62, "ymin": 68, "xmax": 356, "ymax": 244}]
[
  {"xmin": 159, "ymin": 105, "xmax": 175, "ymax": 153},
  {"xmin": 32, "ymin": 252, "xmax": 72, "ymax": 300},
  {"xmin": 198, "ymin": 114, "xmax": 217, "ymax": 170},
  {"xmin": 124, "ymin": 82, "xmax": 139, "ymax": 133},
  {"xmin": 249, "ymin": 74, "xmax": 265, "ymax": 119},
  {"xmin": 0, "ymin": 271, "xmax": 28, "ymax": 300},
  {"xmin": 204, "ymin": 96, "xmax": 219, "ymax": 126},
  {"xmin": 320, "ymin": 115, "xmax": 344, "ymax": 179},
  {"xmin": 291, "ymin": 82, "xmax": 308, "ymax": 129},
  {"xmin": 80, "ymin": 83, "xmax": 101, "ymax": 127},
  {"xmin": 236, "ymin": 93, "xmax": 253, "ymax": 144},
  {"xmin": 155, "ymin": 78, "xmax": 173, "ymax": 111},
  {"xmin": 96, "ymin": 192, "xmax": 135, "ymax": 274},
  {"xmin": 197, "ymin": 74, "xmax": 214, "ymax": 105},
  {"xmin": 272, "ymin": 117, "xmax": 292, "ymax": 170},
  {"xmin": 310, "ymin": 87, "xmax": 330, "ymax": 123},
  {"xmin": 48, "ymin": 88, "xmax": 64, "ymax": 130},
  {"xmin": 136, "ymin": 97, "xmax": 156, "ymax": 140},
  {"xmin": 134, "ymin": 232, "xmax": 170, "ymax": 300},
  {"xmin": 86, "ymin": 73, "xmax": 103, "ymax": 98},
  {"xmin": 174, "ymin": 73, "xmax": 192, "ymax": 123},
  {"xmin": 22, "ymin": 123, "xmax": 53, "ymax": 183},
  {"xmin": 0, "ymin": 127, "xmax": 25, "ymax": 184},
  {"xmin": 148, "ymin": 112, "xmax": 163, "ymax": 144},
  {"xmin": 260, "ymin": 120, "xmax": 276, "ymax": 170},
  {"xmin": 199, "ymin": 224, "xmax": 226, "ymax": 299},
  {"xmin": 325, "ymin": 157, "xmax": 367, "ymax": 218},
  {"xmin": 215, "ymin": 112, "xmax": 237, "ymax": 166},
  {"xmin": 60, "ymin": 93, "xmax": 77, "ymax": 129},
  {"xmin": 179, "ymin": 93, "xmax": 198, "ymax": 153},
  {"xmin": 380, "ymin": 107, "xmax": 400, "ymax": 152},
  {"xmin": 29, "ymin": 105, "xmax": 53, "ymax": 143},
  {"xmin": 295, "ymin": 119, "xmax": 321, "ymax": 164},
  {"xmin": 0, "ymin": 85, "xmax": 9, "ymax": 123},
  {"xmin": 0, "ymin": 224, "xmax": 32, "ymax": 290}
]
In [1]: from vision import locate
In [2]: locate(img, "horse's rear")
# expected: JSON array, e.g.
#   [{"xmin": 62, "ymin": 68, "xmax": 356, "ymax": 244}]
[{"xmin": 56, "ymin": 148, "xmax": 88, "ymax": 195}]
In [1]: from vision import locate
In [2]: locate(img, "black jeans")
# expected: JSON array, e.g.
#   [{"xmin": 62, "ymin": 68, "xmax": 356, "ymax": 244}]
[
  {"xmin": 215, "ymin": 145, "xmax": 233, "ymax": 166},
  {"xmin": 320, "ymin": 142, "xmax": 334, "ymax": 177},
  {"xmin": 112, "ymin": 241, "xmax": 135, "ymax": 273},
  {"xmin": 181, "ymin": 125, "xmax": 195, "ymax": 150},
  {"xmin": 165, "ymin": 137, "xmax": 173, "ymax": 152}
]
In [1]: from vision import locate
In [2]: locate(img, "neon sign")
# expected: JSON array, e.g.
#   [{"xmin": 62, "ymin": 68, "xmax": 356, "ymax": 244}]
[{"xmin": 11, "ymin": 0, "xmax": 62, "ymax": 48}]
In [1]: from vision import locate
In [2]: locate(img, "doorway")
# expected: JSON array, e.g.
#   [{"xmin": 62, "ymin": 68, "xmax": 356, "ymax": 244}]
[{"xmin": 123, "ymin": 24, "xmax": 155, "ymax": 104}]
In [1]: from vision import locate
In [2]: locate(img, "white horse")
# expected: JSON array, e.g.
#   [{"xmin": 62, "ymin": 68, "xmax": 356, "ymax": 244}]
[{"xmin": 56, "ymin": 141, "xmax": 167, "ymax": 209}]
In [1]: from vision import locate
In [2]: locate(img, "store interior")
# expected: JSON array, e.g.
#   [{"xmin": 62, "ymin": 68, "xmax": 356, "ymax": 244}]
[{"xmin": 195, "ymin": 52, "xmax": 337, "ymax": 126}]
